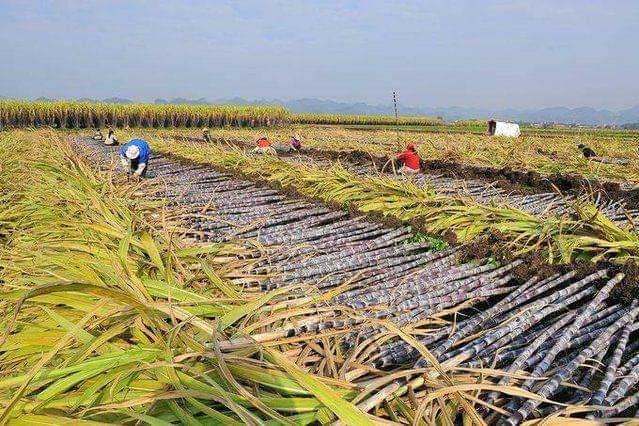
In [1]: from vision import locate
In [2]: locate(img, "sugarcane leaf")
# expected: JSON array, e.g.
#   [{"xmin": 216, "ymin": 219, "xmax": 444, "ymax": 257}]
[
  {"xmin": 202, "ymin": 261, "xmax": 239, "ymax": 298},
  {"xmin": 139, "ymin": 231, "xmax": 166, "ymax": 276},
  {"xmin": 218, "ymin": 289, "xmax": 283, "ymax": 331},
  {"xmin": 264, "ymin": 348, "xmax": 374, "ymax": 425},
  {"xmin": 7, "ymin": 414, "xmax": 109, "ymax": 426}
]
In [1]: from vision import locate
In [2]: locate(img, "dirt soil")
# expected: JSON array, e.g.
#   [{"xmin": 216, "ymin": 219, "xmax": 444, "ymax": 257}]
[{"xmin": 457, "ymin": 231, "xmax": 638, "ymax": 305}]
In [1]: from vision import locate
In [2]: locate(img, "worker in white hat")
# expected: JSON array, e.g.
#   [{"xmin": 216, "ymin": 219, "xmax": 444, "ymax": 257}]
[{"xmin": 119, "ymin": 138, "xmax": 151, "ymax": 177}]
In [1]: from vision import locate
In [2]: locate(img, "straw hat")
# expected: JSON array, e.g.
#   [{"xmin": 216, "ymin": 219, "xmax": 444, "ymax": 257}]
[{"xmin": 125, "ymin": 145, "xmax": 140, "ymax": 159}]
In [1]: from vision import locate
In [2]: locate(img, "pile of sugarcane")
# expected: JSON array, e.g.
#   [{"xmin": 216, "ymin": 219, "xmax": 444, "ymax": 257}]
[{"xmin": 76, "ymin": 136, "xmax": 639, "ymax": 423}]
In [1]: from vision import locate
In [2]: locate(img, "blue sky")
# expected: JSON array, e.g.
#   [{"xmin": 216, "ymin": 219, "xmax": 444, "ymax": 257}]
[{"xmin": 1, "ymin": 0, "xmax": 637, "ymax": 109}]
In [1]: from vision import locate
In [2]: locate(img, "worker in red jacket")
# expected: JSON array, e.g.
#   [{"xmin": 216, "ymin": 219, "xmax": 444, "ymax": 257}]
[
  {"xmin": 395, "ymin": 142, "xmax": 421, "ymax": 175},
  {"xmin": 252, "ymin": 136, "xmax": 276, "ymax": 155}
]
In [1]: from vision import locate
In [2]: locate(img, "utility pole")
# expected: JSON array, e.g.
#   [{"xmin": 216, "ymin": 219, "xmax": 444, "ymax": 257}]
[
  {"xmin": 393, "ymin": 91, "xmax": 401, "ymax": 151},
  {"xmin": 393, "ymin": 91, "xmax": 398, "ymax": 122}
]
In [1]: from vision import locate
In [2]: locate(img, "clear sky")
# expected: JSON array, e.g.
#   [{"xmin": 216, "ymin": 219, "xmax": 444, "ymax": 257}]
[{"xmin": 1, "ymin": 0, "xmax": 637, "ymax": 110}]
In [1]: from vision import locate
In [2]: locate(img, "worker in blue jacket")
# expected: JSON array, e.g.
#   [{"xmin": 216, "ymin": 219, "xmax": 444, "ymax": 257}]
[{"xmin": 119, "ymin": 139, "xmax": 151, "ymax": 177}]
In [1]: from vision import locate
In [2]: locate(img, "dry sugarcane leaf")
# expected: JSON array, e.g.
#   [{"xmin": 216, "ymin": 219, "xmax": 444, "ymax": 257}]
[{"xmin": 368, "ymin": 319, "xmax": 486, "ymax": 426}]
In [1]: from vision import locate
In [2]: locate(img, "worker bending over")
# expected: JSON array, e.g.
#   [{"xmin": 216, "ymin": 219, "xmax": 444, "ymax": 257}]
[
  {"xmin": 203, "ymin": 128, "xmax": 211, "ymax": 142},
  {"xmin": 119, "ymin": 138, "xmax": 151, "ymax": 177},
  {"xmin": 92, "ymin": 129, "xmax": 104, "ymax": 141},
  {"xmin": 577, "ymin": 142, "xmax": 630, "ymax": 165},
  {"xmin": 578, "ymin": 143, "xmax": 597, "ymax": 158},
  {"xmin": 290, "ymin": 134, "xmax": 302, "ymax": 152},
  {"xmin": 275, "ymin": 134, "xmax": 303, "ymax": 154},
  {"xmin": 395, "ymin": 143, "xmax": 421, "ymax": 175},
  {"xmin": 252, "ymin": 136, "xmax": 277, "ymax": 155},
  {"xmin": 104, "ymin": 129, "xmax": 119, "ymax": 146}
]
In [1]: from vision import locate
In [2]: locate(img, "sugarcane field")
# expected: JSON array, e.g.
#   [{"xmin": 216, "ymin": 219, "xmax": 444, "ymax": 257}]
[
  {"xmin": 0, "ymin": 99, "xmax": 638, "ymax": 426},
  {"xmin": 3, "ymin": 3, "xmax": 639, "ymax": 425}
]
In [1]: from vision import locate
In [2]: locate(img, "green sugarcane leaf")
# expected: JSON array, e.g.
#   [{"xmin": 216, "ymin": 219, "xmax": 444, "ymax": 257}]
[
  {"xmin": 139, "ymin": 231, "xmax": 166, "ymax": 276},
  {"xmin": 217, "ymin": 288, "xmax": 287, "ymax": 331},
  {"xmin": 7, "ymin": 414, "xmax": 109, "ymax": 426},
  {"xmin": 202, "ymin": 261, "xmax": 239, "ymax": 298},
  {"xmin": 264, "ymin": 348, "xmax": 374, "ymax": 426}
]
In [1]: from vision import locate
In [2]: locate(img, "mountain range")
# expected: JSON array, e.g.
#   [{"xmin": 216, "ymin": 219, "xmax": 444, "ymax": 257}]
[{"xmin": 21, "ymin": 96, "xmax": 639, "ymax": 126}]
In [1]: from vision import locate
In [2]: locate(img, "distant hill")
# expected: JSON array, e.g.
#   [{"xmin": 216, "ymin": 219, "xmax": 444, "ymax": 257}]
[
  {"xmin": 154, "ymin": 97, "xmax": 209, "ymax": 105},
  {"xmin": 7, "ymin": 96, "xmax": 639, "ymax": 126}
]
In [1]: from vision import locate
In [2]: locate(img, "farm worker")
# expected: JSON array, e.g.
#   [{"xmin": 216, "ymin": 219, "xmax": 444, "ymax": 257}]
[
  {"xmin": 119, "ymin": 139, "xmax": 151, "ymax": 177},
  {"xmin": 395, "ymin": 143, "xmax": 421, "ymax": 175},
  {"xmin": 290, "ymin": 134, "xmax": 302, "ymax": 151},
  {"xmin": 252, "ymin": 136, "xmax": 277, "ymax": 155},
  {"xmin": 577, "ymin": 142, "xmax": 629, "ymax": 165},
  {"xmin": 577, "ymin": 143, "xmax": 597, "ymax": 158},
  {"xmin": 203, "ymin": 128, "xmax": 211, "ymax": 142},
  {"xmin": 104, "ymin": 129, "xmax": 119, "ymax": 146},
  {"xmin": 275, "ymin": 134, "xmax": 303, "ymax": 154},
  {"xmin": 92, "ymin": 129, "xmax": 104, "ymax": 141}
]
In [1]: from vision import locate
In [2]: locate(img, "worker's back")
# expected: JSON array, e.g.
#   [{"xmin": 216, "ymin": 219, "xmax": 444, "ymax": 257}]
[{"xmin": 121, "ymin": 139, "xmax": 151, "ymax": 163}]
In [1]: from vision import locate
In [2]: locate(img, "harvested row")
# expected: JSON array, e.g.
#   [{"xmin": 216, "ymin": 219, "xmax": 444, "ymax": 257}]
[
  {"xmin": 77, "ymin": 137, "xmax": 639, "ymax": 423},
  {"xmin": 278, "ymin": 150, "xmax": 639, "ymax": 231},
  {"xmin": 148, "ymin": 131, "xmax": 639, "ymax": 231}
]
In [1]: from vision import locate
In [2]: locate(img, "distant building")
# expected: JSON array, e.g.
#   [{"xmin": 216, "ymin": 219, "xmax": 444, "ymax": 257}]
[{"xmin": 487, "ymin": 120, "xmax": 521, "ymax": 137}]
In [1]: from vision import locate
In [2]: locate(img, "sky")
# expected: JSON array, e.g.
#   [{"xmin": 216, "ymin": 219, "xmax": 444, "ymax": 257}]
[{"xmin": 1, "ymin": 0, "xmax": 638, "ymax": 110}]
